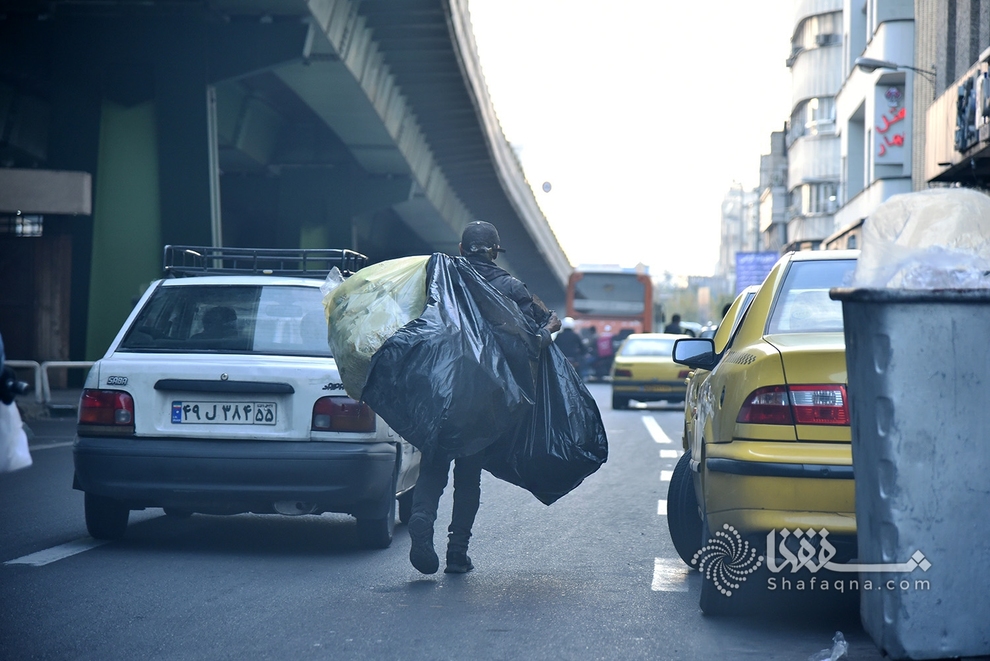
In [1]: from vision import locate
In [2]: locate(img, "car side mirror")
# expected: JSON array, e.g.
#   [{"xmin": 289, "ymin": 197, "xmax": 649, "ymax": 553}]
[{"xmin": 672, "ymin": 338, "xmax": 717, "ymax": 370}]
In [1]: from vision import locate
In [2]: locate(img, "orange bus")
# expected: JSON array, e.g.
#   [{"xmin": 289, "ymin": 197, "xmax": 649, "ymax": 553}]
[{"xmin": 564, "ymin": 265, "xmax": 660, "ymax": 336}]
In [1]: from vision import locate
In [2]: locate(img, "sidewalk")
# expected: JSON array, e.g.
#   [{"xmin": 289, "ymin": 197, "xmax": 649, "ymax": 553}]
[{"xmin": 17, "ymin": 388, "xmax": 82, "ymax": 422}]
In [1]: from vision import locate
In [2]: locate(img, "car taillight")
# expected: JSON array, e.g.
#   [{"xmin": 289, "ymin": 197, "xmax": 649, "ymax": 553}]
[
  {"xmin": 312, "ymin": 397, "xmax": 376, "ymax": 432},
  {"xmin": 78, "ymin": 389, "xmax": 135, "ymax": 434},
  {"xmin": 613, "ymin": 369, "xmax": 633, "ymax": 378},
  {"xmin": 737, "ymin": 386, "xmax": 793, "ymax": 424},
  {"xmin": 789, "ymin": 385, "xmax": 849, "ymax": 425},
  {"xmin": 678, "ymin": 370, "xmax": 691, "ymax": 379},
  {"xmin": 736, "ymin": 385, "xmax": 849, "ymax": 426}
]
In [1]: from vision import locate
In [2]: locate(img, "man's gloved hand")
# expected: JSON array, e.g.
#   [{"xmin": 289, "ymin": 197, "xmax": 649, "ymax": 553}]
[{"xmin": 544, "ymin": 311, "xmax": 562, "ymax": 335}]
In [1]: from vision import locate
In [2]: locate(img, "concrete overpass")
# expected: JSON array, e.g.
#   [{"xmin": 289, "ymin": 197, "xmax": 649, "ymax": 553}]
[{"xmin": 0, "ymin": 0, "xmax": 570, "ymax": 363}]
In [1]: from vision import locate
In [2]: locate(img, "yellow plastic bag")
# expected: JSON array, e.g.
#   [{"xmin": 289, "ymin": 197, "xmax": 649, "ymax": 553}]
[{"xmin": 321, "ymin": 255, "xmax": 430, "ymax": 400}]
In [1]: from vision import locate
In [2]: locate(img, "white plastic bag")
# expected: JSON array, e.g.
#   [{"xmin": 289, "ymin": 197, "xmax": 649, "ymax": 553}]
[
  {"xmin": 854, "ymin": 188, "xmax": 990, "ymax": 288},
  {"xmin": 322, "ymin": 255, "xmax": 430, "ymax": 400},
  {"xmin": 0, "ymin": 402, "xmax": 32, "ymax": 473}
]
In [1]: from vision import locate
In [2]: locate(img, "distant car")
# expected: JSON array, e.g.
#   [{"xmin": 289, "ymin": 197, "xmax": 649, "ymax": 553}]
[
  {"xmin": 73, "ymin": 246, "xmax": 420, "ymax": 549},
  {"xmin": 678, "ymin": 321, "xmax": 702, "ymax": 337},
  {"xmin": 667, "ymin": 250, "xmax": 858, "ymax": 613},
  {"xmin": 609, "ymin": 333, "xmax": 690, "ymax": 409}
]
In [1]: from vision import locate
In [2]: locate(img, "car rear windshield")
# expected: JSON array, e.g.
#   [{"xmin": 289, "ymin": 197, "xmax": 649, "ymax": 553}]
[
  {"xmin": 766, "ymin": 259, "xmax": 856, "ymax": 334},
  {"xmin": 119, "ymin": 284, "xmax": 331, "ymax": 357},
  {"xmin": 619, "ymin": 337, "xmax": 675, "ymax": 357}
]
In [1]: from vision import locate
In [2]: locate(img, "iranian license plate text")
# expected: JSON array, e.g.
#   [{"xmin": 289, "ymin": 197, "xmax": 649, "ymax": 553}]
[{"xmin": 171, "ymin": 401, "xmax": 276, "ymax": 425}]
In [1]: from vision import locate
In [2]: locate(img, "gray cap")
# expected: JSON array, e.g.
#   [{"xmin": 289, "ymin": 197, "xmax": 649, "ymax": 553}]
[{"xmin": 461, "ymin": 221, "xmax": 506, "ymax": 254}]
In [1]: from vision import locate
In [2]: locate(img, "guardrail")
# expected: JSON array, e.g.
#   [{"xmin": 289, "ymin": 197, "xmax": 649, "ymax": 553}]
[
  {"xmin": 41, "ymin": 361, "xmax": 94, "ymax": 410},
  {"xmin": 5, "ymin": 360, "xmax": 43, "ymax": 404}
]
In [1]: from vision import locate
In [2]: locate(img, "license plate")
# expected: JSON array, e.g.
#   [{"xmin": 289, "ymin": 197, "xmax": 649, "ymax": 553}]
[
  {"xmin": 171, "ymin": 401, "xmax": 276, "ymax": 425},
  {"xmin": 645, "ymin": 384, "xmax": 673, "ymax": 392}
]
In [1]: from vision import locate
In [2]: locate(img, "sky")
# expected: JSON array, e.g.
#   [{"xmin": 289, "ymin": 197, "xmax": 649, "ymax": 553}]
[{"xmin": 467, "ymin": 1, "xmax": 794, "ymax": 278}]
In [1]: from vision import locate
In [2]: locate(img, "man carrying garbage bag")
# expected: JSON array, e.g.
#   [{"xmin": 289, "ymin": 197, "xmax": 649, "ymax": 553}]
[{"xmin": 406, "ymin": 220, "xmax": 561, "ymax": 575}]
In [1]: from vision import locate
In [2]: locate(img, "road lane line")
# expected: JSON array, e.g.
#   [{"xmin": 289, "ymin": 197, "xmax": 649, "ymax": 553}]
[
  {"xmin": 28, "ymin": 441, "xmax": 74, "ymax": 451},
  {"xmin": 641, "ymin": 415, "xmax": 673, "ymax": 444},
  {"xmin": 651, "ymin": 558, "xmax": 690, "ymax": 592},
  {"xmin": 658, "ymin": 499, "xmax": 667, "ymax": 515},
  {"xmin": 4, "ymin": 538, "xmax": 108, "ymax": 567},
  {"xmin": 659, "ymin": 449, "xmax": 680, "ymax": 459},
  {"xmin": 660, "ymin": 470, "xmax": 673, "ymax": 482}
]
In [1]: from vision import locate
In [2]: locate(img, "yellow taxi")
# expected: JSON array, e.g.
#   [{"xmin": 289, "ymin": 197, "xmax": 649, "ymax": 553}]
[
  {"xmin": 609, "ymin": 333, "xmax": 690, "ymax": 409},
  {"xmin": 667, "ymin": 250, "xmax": 858, "ymax": 613}
]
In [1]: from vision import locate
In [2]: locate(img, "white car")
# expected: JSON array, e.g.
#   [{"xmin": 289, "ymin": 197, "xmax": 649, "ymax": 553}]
[{"xmin": 73, "ymin": 246, "xmax": 420, "ymax": 549}]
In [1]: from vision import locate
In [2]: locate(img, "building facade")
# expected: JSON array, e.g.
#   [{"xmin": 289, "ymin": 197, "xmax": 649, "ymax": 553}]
[
  {"xmin": 828, "ymin": 0, "xmax": 917, "ymax": 250},
  {"xmin": 917, "ymin": 0, "xmax": 990, "ymax": 190},
  {"xmin": 785, "ymin": 0, "xmax": 845, "ymax": 248},
  {"xmin": 758, "ymin": 130, "xmax": 791, "ymax": 252}
]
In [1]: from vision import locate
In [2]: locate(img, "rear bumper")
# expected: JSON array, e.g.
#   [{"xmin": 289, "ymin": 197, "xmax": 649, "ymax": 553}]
[
  {"xmin": 702, "ymin": 441, "xmax": 855, "ymax": 536},
  {"xmin": 73, "ymin": 436, "xmax": 398, "ymax": 518},
  {"xmin": 611, "ymin": 380, "xmax": 686, "ymax": 402}
]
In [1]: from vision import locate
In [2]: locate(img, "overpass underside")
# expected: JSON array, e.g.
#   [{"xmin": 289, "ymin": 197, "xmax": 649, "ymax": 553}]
[{"xmin": 0, "ymin": 0, "xmax": 569, "ymax": 362}]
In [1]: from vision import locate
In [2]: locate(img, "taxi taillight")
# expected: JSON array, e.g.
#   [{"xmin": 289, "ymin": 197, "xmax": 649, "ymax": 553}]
[
  {"xmin": 78, "ymin": 389, "xmax": 135, "ymax": 434},
  {"xmin": 736, "ymin": 385, "xmax": 849, "ymax": 426},
  {"xmin": 312, "ymin": 397, "xmax": 376, "ymax": 433}
]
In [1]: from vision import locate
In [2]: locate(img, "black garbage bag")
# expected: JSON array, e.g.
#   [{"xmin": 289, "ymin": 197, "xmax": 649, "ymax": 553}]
[
  {"xmin": 483, "ymin": 343, "xmax": 608, "ymax": 505},
  {"xmin": 362, "ymin": 253, "xmax": 541, "ymax": 463}
]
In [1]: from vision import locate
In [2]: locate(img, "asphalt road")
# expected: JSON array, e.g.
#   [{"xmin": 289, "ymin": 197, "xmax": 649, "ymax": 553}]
[{"xmin": 1, "ymin": 385, "xmax": 883, "ymax": 660}]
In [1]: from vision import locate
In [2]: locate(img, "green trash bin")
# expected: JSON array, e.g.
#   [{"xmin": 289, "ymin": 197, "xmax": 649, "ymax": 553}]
[{"xmin": 831, "ymin": 287, "xmax": 990, "ymax": 660}]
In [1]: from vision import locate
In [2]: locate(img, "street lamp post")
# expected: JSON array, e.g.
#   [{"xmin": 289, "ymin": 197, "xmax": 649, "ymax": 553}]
[{"xmin": 854, "ymin": 57, "xmax": 936, "ymax": 86}]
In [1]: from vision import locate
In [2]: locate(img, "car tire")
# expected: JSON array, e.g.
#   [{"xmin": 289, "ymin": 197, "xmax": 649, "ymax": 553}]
[
  {"xmin": 611, "ymin": 394, "xmax": 628, "ymax": 410},
  {"xmin": 357, "ymin": 465, "xmax": 398, "ymax": 550},
  {"xmin": 397, "ymin": 488, "xmax": 414, "ymax": 525},
  {"xmin": 163, "ymin": 508, "xmax": 193, "ymax": 519},
  {"xmin": 356, "ymin": 494, "xmax": 396, "ymax": 550},
  {"xmin": 85, "ymin": 492, "xmax": 129, "ymax": 540},
  {"xmin": 667, "ymin": 451, "xmax": 702, "ymax": 566}
]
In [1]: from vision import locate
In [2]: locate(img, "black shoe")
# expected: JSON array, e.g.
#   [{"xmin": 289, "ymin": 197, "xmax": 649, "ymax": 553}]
[
  {"xmin": 444, "ymin": 550, "xmax": 474, "ymax": 574},
  {"xmin": 408, "ymin": 514, "xmax": 439, "ymax": 575}
]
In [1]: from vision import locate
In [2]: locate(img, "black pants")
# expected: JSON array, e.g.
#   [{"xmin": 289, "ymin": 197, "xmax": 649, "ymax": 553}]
[{"xmin": 411, "ymin": 451, "xmax": 484, "ymax": 554}]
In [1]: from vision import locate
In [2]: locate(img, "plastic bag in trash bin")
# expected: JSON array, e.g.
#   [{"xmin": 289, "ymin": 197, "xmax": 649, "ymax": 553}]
[
  {"xmin": 321, "ymin": 255, "xmax": 430, "ymax": 401},
  {"xmin": 853, "ymin": 188, "xmax": 990, "ymax": 289},
  {"xmin": 483, "ymin": 343, "xmax": 608, "ymax": 505},
  {"xmin": 361, "ymin": 253, "xmax": 542, "ymax": 463}
]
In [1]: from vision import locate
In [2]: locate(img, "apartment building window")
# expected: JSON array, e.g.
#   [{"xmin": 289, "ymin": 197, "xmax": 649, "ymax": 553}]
[
  {"xmin": 788, "ymin": 97, "xmax": 836, "ymax": 144},
  {"xmin": 791, "ymin": 12, "xmax": 842, "ymax": 52},
  {"xmin": 791, "ymin": 183, "xmax": 838, "ymax": 215}
]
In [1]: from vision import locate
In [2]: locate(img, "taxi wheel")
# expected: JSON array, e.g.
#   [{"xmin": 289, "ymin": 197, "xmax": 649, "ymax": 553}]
[
  {"xmin": 611, "ymin": 394, "xmax": 629, "ymax": 410},
  {"xmin": 666, "ymin": 452, "xmax": 702, "ymax": 566},
  {"xmin": 85, "ymin": 492, "xmax": 129, "ymax": 540}
]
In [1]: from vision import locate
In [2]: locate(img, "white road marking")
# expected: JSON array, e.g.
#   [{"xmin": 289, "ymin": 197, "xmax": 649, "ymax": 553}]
[
  {"xmin": 4, "ymin": 538, "xmax": 108, "ymax": 567},
  {"xmin": 657, "ymin": 499, "xmax": 667, "ymax": 515},
  {"xmin": 641, "ymin": 415, "xmax": 673, "ymax": 444},
  {"xmin": 651, "ymin": 558, "xmax": 690, "ymax": 592},
  {"xmin": 660, "ymin": 470, "xmax": 673, "ymax": 482},
  {"xmin": 659, "ymin": 449, "xmax": 680, "ymax": 459},
  {"xmin": 28, "ymin": 441, "xmax": 74, "ymax": 451}
]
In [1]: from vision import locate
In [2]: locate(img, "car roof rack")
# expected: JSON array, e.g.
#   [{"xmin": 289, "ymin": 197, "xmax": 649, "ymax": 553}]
[{"xmin": 163, "ymin": 245, "xmax": 368, "ymax": 278}]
